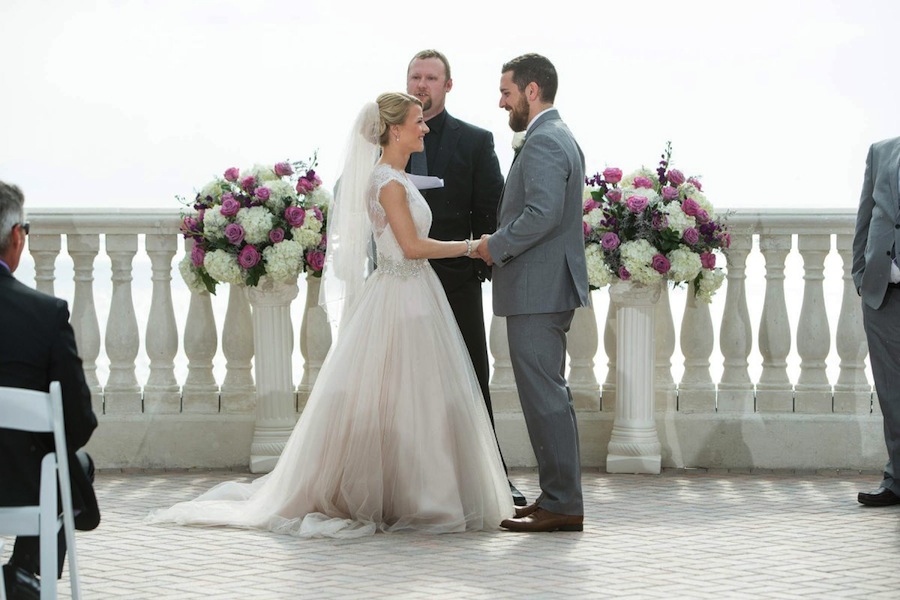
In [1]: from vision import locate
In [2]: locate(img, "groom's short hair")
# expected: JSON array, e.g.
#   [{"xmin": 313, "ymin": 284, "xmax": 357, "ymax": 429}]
[
  {"xmin": 409, "ymin": 49, "xmax": 452, "ymax": 81},
  {"xmin": 502, "ymin": 53, "xmax": 558, "ymax": 103}
]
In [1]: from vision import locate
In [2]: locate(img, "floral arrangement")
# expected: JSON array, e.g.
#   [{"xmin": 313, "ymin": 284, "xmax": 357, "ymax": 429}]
[
  {"xmin": 582, "ymin": 142, "xmax": 730, "ymax": 302},
  {"xmin": 179, "ymin": 158, "xmax": 331, "ymax": 294}
]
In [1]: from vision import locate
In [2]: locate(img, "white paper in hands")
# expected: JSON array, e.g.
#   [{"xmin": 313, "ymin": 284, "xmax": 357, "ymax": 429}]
[{"xmin": 408, "ymin": 174, "xmax": 444, "ymax": 190}]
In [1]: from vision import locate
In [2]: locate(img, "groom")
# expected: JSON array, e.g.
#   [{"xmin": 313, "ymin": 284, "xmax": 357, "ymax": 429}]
[{"xmin": 476, "ymin": 54, "xmax": 590, "ymax": 532}]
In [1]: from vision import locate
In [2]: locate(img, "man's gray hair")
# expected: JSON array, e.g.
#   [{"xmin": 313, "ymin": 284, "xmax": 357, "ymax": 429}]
[{"xmin": 0, "ymin": 181, "xmax": 25, "ymax": 253}]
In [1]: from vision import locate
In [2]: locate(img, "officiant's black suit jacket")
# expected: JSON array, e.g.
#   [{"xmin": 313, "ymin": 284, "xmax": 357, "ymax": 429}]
[{"xmin": 0, "ymin": 266, "xmax": 98, "ymax": 521}]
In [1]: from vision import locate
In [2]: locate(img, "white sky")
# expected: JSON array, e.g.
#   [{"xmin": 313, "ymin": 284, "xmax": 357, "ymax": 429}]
[{"xmin": 2, "ymin": 0, "xmax": 899, "ymax": 211}]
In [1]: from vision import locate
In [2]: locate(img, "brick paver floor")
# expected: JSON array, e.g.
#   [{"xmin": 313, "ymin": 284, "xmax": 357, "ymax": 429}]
[{"xmin": 2, "ymin": 468, "xmax": 898, "ymax": 599}]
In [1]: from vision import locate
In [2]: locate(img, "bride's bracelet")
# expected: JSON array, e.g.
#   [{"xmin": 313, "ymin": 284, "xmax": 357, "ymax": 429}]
[{"xmin": 464, "ymin": 239, "xmax": 473, "ymax": 257}]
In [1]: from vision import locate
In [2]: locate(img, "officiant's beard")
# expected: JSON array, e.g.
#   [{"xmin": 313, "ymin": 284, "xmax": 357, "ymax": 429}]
[{"xmin": 507, "ymin": 96, "xmax": 529, "ymax": 132}]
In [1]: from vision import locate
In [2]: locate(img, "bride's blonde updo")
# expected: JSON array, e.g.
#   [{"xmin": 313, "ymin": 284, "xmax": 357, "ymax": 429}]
[{"xmin": 373, "ymin": 92, "xmax": 422, "ymax": 147}]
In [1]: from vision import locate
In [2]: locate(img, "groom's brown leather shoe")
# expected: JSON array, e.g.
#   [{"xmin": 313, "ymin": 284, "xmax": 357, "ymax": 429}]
[
  {"xmin": 501, "ymin": 508, "xmax": 583, "ymax": 532},
  {"xmin": 514, "ymin": 501, "xmax": 540, "ymax": 518}
]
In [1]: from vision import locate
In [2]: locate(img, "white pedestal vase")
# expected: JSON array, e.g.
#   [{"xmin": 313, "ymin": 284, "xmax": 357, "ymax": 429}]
[
  {"xmin": 606, "ymin": 279, "xmax": 663, "ymax": 475},
  {"xmin": 246, "ymin": 276, "xmax": 300, "ymax": 473}
]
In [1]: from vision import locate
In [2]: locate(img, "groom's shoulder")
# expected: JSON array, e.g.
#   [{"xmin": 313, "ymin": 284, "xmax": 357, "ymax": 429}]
[{"xmin": 872, "ymin": 136, "xmax": 900, "ymax": 152}]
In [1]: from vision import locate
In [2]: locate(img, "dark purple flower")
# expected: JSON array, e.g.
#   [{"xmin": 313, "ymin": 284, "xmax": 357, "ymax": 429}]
[
  {"xmin": 284, "ymin": 205, "xmax": 306, "ymax": 227},
  {"xmin": 224, "ymin": 167, "xmax": 240, "ymax": 182},
  {"xmin": 618, "ymin": 266, "xmax": 631, "ymax": 280},
  {"xmin": 700, "ymin": 252, "xmax": 716, "ymax": 269},
  {"xmin": 220, "ymin": 196, "xmax": 240, "ymax": 217},
  {"xmin": 274, "ymin": 162, "xmax": 293, "ymax": 177},
  {"xmin": 651, "ymin": 254, "xmax": 671, "ymax": 274},
  {"xmin": 238, "ymin": 244, "xmax": 260, "ymax": 268},
  {"xmin": 224, "ymin": 223, "xmax": 245, "ymax": 245},
  {"xmin": 239, "ymin": 175, "xmax": 256, "ymax": 192},
  {"xmin": 667, "ymin": 169, "xmax": 686, "ymax": 186},
  {"xmin": 269, "ymin": 227, "xmax": 285, "ymax": 243},
  {"xmin": 651, "ymin": 212, "xmax": 668, "ymax": 231}
]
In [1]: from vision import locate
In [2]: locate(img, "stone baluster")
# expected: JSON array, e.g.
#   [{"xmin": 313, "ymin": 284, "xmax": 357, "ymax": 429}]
[
  {"xmin": 298, "ymin": 276, "xmax": 331, "ymax": 411},
  {"xmin": 601, "ymin": 296, "xmax": 617, "ymax": 412},
  {"xmin": 489, "ymin": 315, "xmax": 519, "ymax": 411},
  {"xmin": 220, "ymin": 283, "xmax": 255, "ymax": 413},
  {"xmin": 717, "ymin": 233, "xmax": 754, "ymax": 412},
  {"xmin": 28, "ymin": 234, "xmax": 60, "ymax": 296},
  {"xmin": 756, "ymin": 234, "xmax": 793, "ymax": 412},
  {"xmin": 68, "ymin": 234, "xmax": 103, "ymax": 408},
  {"xmin": 677, "ymin": 282, "xmax": 716, "ymax": 412},
  {"xmin": 143, "ymin": 234, "xmax": 180, "ymax": 414},
  {"xmin": 103, "ymin": 234, "xmax": 142, "ymax": 413},
  {"xmin": 833, "ymin": 233, "xmax": 872, "ymax": 413},
  {"xmin": 182, "ymin": 288, "xmax": 219, "ymax": 412},
  {"xmin": 567, "ymin": 304, "xmax": 600, "ymax": 411},
  {"xmin": 794, "ymin": 234, "xmax": 832, "ymax": 412},
  {"xmin": 654, "ymin": 287, "xmax": 676, "ymax": 413}
]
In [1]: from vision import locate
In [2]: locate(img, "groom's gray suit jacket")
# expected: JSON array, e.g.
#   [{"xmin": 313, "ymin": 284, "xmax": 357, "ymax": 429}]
[
  {"xmin": 489, "ymin": 109, "xmax": 590, "ymax": 315},
  {"xmin": 852, "ymin": 136, "xmax": 900, "ymax": 310}
]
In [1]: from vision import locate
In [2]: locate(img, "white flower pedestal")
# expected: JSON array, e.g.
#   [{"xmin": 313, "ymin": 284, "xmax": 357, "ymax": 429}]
[
  {"xmin": 246, "ymin": 276, "xmax": 299, "ymax": 473},
  {"xmin": 606, "ymin": 279, "xmax": 663, "ymax": 474}
]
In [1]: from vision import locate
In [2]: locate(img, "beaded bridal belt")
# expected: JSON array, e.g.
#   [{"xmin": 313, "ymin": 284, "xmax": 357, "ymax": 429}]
[{"xmin": 376, "ymin": 254, "xmax": 428, "ymax": 278}]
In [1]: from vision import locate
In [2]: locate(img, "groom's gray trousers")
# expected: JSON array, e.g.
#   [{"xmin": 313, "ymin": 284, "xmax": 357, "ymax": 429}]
[{"xmin": 506, "ymin": 309, "xmax": 583, "ymax": 515}]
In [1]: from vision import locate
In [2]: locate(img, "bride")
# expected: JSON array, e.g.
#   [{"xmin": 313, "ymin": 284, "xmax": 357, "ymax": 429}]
[{"xmin": 148, "ymin": 93, "xmax": 512, "ymax": 538}]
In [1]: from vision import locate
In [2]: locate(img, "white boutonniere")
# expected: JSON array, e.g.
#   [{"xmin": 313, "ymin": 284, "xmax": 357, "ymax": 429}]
[{"xmin": 511, "ymin": 131, "xmax": 527, "ymax": 152}]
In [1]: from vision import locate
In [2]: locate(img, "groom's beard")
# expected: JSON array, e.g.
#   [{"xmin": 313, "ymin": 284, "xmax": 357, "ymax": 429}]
[{"xmin": 507, "ymin": 96, "xmax": 529, "ymax": 132}]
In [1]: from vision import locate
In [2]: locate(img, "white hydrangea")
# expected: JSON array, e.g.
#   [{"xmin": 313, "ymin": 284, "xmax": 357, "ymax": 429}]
[
  {"xmin": 695, "ymin": 268, "xmax": 725, "ymax": 303},
  {"xmin": 236, "ymin": 206, "xmax": 274, "ymax": 245},
  {"xmin": 694, "ymin": 193, "xmax": 715, "ymax": 221},
  {"xmin": 302, "ymin": 210, "xmax": 323, "ymax": 233},
  {"xmin": 306, "ymin": 186, "xmax": 333, "ymax": 209},
  {"xmin": 199, "ymin": 179, "xmax": 225, "ymax": 202},
  {"xmin": 667, "ymin": 245, "xmax": 702, "ymax": 283},
  {"xmin": 249, "ymin": 164, "xmax": 279, "ymax": 182},
  {"xmin": 583, "ymin": 186, "xmax": 595, "ymax": 201},
  {"xmin": 583, "ymin": 208, "xmax": 604, "ymax": 229},
  {"xmin": 204, "ymin": 249, "xmax": 242, "ymax": 285},
  {"xmin": 263, "ymin": 179, "xmax": 297, "ymax": 210},
  {"xmin": 620, "ymin": 239, "xmax": 661, "ymax": 285},
  {"xmin": 263, "ymin": 239, "xmax": 303, "ymax": 282},
  {"xmin": 622, "ymin": 187, "xmax": 660, "ymax": 205},
  {"xmin": 662, "ymin": 203, "xmax": 694, "ymax": 236},
  {"xmin": 178, "ymin": 255, "xmax": 205, "ymax": 293},
  {"xmin": 292, "ymin": 227, "xmax": 323, "ymax": 249},
  {"xmin": 621, "ymin": 167, "xmax": 656, "ymax": 189},
  {"xmin": 203, "ymin": 208, "xmax": 229, "ymax": 239},
  {"xmin": 585, "ymin": 244, "xmax": 612, "ymax": 289}
]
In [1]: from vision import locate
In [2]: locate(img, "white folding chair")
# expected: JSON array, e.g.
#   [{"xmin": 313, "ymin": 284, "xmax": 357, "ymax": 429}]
[{"xmin": 0, "ymin": 382, "xmax": 81, "ymax": 599}]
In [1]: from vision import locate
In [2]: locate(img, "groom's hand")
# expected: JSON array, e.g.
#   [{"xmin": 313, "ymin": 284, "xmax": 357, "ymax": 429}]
[{"xmin": 476, "ymin": 234, "xmax": 494, "ymax": 266}]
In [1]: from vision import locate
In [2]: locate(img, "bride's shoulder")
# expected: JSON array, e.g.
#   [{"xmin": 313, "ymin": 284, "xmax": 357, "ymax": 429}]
[{"xmin": 371, "ymin": 163, "xmax": 407, "ymax": 190}]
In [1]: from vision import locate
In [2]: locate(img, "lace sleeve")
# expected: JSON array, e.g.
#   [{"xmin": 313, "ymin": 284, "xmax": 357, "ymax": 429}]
[{"xmin": 370, "ymin": 165, "xmax": 408, "ymax": 215}]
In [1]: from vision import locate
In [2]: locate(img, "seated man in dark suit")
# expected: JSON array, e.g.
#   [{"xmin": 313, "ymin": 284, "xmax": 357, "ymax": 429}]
[{"xmin": 0, "ymin": 181, "xmax": 100, "ymax": 599}]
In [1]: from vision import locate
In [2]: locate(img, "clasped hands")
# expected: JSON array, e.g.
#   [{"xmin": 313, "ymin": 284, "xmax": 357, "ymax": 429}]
[{"xmin": 472, "ymin": 234, "xmax": 493, "ymax": 266}]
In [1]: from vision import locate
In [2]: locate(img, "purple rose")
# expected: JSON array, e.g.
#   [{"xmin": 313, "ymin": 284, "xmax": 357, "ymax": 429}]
[
  {"xmin": 720, "ymin": 232, "xmax": 731, "ymax": 248},
  {"xmin": 583, "ymin": 198, "xmax": 599, "ymax": 213},
  {"xmin": 238, "ymin": 244, "xmax": 260, "ymax": 268},
  {"xmin": 661, "ymin": 186, "xmax": 678, "ymax": 200},
  {"xmin": 651, "ymin": 254, "xmax": 671, "ymax": 274},
  {"xmin": 606, "ymin": 189, "xmax": 622, "ymax": 203},
  {"xmin": 269, "ymin": 227, "xmax": 285, "ymax": 243},
  {"xmin": 181, "ymin": 216, "xmax": 201, "ymax": 237},
  {"xmin": 240, "ymin": 175, "xmax": 256, "ymax": 192},
  {"xmin": 312, "ymin": 206, "xmax": 324, "ymax": 221},
  {"xmin": 633, "ymin": 176, "xmax": 653, "ymax": 189},
  {"xmin": 683, "ymin": 227, "xmax": 700, "ymax": 245},
  {"xmin": 696, "ymin": 209, "xmax": 710, "ymax": 224},
  {"xmin": 306, "ymin": 250, "xmax": 326, "ymax": 272},
  {"xmin": 626, "ymin": 195, "xmax": 649, "ymax": 213},
  {"xmin": 700, "ymin": 252, "xmax": 716, "ymax": 269},
  {"xmin": 190, "ymin": 244, "xmax": 205, "ymax": 267},
  {"xmin": 224, "ymin": 223, "xmax": 245, "ymax": 245},
  {"xmin": 681, "ymin": 197, "xmax": 700, "ymax": 217},
  {"xmin": 274, "ymin": 162, "xmax": 293, "ymax": 177},
  {"xmin": 618, "ymin": 266, "xmax": 631, "ymax": 280},
  {"xmin": 651, "ymin": 212, "xmax": 668, "ymax": 230},
  {"xmin": 600, "ymin": 232, "xmax": 620, "ymax": 250},
  {"xmin": 224, "ymin": 167, "xmax": 240, "ymax": 182},
  {"xmin": 583, "ymin": 221, "xmax": 592, "ymax": 239},
  {"xmin": 220, "ymin": 196, "xmax": 240, "ymax": 217},
  {"xmin": 667, "ymin": 169, "xmax": 686, "ymax": 186},
  {"xmin": 603, "ymin": 167, "xmax": 623, "ymax": 184},
  {"xmin": 687, "ymin": 177, "xmax": 703, "ymax": 191},
  {"xmin": 255, "ymin": 186, "xmax": 271, "ymax": 201},
  {"xmin": 284, "ymin": 205, "xmax": 306, "ymax": 227}
]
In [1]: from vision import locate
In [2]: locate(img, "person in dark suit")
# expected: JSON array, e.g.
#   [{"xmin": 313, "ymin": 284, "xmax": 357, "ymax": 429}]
[
  {"xmin": 405, "ymin": 49, "xmax": 525, "ymax": 506},
  {"xmin": 0, "ymin": 181, "xmax": 99, "ymax": 599},
  {"xmin": 853, "ymin": 138, "xmax": 900, "ymax": 507},
  {"xmin": 477, "ymin": 54, "xmax": 590, "ymax": 532}
]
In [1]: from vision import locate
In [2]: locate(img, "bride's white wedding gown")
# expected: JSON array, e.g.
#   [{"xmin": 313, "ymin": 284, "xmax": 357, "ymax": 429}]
[{"xmin": 148, "ymin": 164, "xmax": 512, "ymax": 538}]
